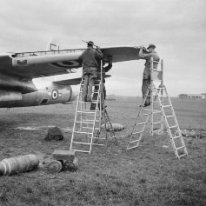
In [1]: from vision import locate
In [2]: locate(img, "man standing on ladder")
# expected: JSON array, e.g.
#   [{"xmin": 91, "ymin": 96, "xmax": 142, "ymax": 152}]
[
  {"xmin": 139, "ymin": 44, "xmax": 160, "ymax": 107},
  {"xmin": 79, "ymin": 41, "xmax": 103, "ymax": 102}
]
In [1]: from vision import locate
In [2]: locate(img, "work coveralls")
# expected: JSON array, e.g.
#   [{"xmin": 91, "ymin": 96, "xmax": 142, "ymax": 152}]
[
  {"xmin": 79, "ymin": 47, "xmax": 103, "ymax": 102},
  {"xmin": 139, "ymin": 50, "xmax": 160, "ymax": 106}
]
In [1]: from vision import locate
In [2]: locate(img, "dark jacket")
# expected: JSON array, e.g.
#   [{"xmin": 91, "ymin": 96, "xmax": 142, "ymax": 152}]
[{"xmin": 79, "ymin": 47, "xmax": 103, "ymax": 69}]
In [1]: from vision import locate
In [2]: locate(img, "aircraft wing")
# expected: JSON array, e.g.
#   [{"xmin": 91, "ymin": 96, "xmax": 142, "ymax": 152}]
[
  {"xmin": 102, "ymin": 46, "xmax": 141, "ymax": 63},
  {"xmin": 0, "ymin": 46, "xmax": 140, "ymax": 80},
  {"xmin": 53, "ymin": 75, "xmax": 111, "ymax": 86}
]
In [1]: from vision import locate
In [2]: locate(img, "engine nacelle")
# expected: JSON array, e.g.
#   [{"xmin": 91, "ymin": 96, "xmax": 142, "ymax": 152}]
[{"xmin": 0, "ymin": 84, "xmax": 76, "ymax": 108}]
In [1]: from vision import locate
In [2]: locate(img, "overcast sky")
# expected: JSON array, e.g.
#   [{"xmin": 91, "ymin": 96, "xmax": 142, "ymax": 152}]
[{"xmin": 0, "ymin": 0, "xmax": 205, "ymax": 96}]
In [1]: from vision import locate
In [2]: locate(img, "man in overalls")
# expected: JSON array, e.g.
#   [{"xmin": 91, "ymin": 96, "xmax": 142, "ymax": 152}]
[
  {"xmin": 139, "ymin": 44, "xmax": 160, "ymax": 107},
  {"xmin": 79, "ymin": 41, "xmax": 103, "ymax": 102}
]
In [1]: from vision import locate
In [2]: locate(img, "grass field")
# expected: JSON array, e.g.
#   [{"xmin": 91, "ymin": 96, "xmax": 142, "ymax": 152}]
[{"xmin": 0, "ymin": 97, "xmax": 206, "ymax": 206}]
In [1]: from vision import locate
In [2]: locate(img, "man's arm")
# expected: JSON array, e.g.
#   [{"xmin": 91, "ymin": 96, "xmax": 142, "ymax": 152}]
[
  {"xmin": 139, "ymin": 47, "xmax": 152, "ymax": 59},
  {"xmin": 104, "ymin": 63, "xmax": 112, "ymax": 72},
  {"xmin": 95, "ymin": 47, "xmax": 104, "ymax": 59}
]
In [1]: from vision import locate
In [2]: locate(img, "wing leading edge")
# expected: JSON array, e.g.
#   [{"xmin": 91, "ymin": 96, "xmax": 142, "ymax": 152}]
[{"xmin": 0, "ymin": 46, "xmax": 140, "ymax": 80}]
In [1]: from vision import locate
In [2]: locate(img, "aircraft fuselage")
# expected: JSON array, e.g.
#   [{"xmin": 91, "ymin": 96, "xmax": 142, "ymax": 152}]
[
  {"xmin": 0, "ymin": 72, "xmax": 75, "ymax": 108},
  {"xmin": 0, "ymin": 84, "xmax": 74, "ymax": 108}
]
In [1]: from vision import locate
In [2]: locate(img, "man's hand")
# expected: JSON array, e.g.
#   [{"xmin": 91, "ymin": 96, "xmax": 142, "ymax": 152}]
[
  {"xmin": 140, "ymin": 46, "xmax": 147, "ymax": 50},
  {"xmin": 140, "ymin": 46, "xmax": 148, "ymax": 53}
]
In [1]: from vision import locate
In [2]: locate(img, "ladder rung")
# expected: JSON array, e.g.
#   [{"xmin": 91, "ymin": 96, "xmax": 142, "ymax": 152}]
[
  {"xmin": 74, "ymin": 131, "xmax": 93, "ymax": 134},
  {"xmin": 93, "ymin": 136, "xmax": 106, "ymax": 140},
  {"xmin": 169, "ymin": 125, "xmax": 177, "ymax": 129},
  {"xmin": 129, "ymin": 139, "xmax": 140, "ymax": 144},
  {"xmin": 173, "ymin": 135, "xmax": 181, "ymax": 139},
  {"xmin": 176, "ymin": 146, "xmax": 185, "ymax": 150},
  {"xmin": 82, "ymin": 127, "xmax": 93, "ymax": 129},
  {"xmin": 77, "ymin": 102, "xmax": 98, "ymax": 107},
  {"xmin": 76, "ymin": 111, "xmax": 96, "ymax": 114},
  {"xmin": 76, "ymin": 120, "xmax": 95, "ymax": 123},
  {"xmin": 75, "ymin": 120, "xmax": 98, "ymax": 124},
  {"xmin": 92, "ymin": 143, "xmax": 105, "ymax": 146},
  {"xmin": 162, "ymin": 105, "xmax": 172, "ymax": 108},
  {"xmin": 133, "ymin": 130, "xmax": 144, "ymax": 134},
  {"xmin": 73, "ymin": 149, "xmax": 90, "ymax": 153},
  {"xmin": 153, "ymin": 121, "xmax": 162, "ymax": 124},
  {"xmin": 153, "ymin": 111, "xmax": 162, "ymax": 114},
  {"xmin": 178, "ymin": 153, "xmax": 187, "ymax": 158},
  {"xmin": 166, "ymin": 115, "xmax": 174, "ymax": 118},
  {"xmin": 73, "ymin": 141, "xmax": 91, "ymax": 145},
  {"xmin": 137, "ymin": 121, "xmax": 147, "ymax": 125},
  {"xmin": 127, "ymin": 145, "xmax": 139, "ymax": 150}
]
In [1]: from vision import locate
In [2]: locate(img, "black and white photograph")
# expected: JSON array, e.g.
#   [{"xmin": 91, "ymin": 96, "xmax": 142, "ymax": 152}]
[{"xmin": 0, "ymin": 0, "xmax": 205, "ymax": 205}]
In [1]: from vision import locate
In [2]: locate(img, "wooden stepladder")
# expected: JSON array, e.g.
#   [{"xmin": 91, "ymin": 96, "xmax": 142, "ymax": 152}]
[
  {"xmin": 70, "ymin": 61, "xmax": 115, "ymax": 154},
  {"xmin": 127, "ymin": 58, "xmax": 188, "ymax": 159}
]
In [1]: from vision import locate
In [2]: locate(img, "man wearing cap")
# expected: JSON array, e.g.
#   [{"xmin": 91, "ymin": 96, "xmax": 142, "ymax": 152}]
[
  {"xmin": 139, "ymin": 44, "xmax": 160, "ymax": 106},
  {"xmin": 79, "ymin": 41, "xmax": 103, "ymax": 102}
]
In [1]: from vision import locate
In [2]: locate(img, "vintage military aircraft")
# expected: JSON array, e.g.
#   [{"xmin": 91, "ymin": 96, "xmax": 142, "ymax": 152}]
[{"xmin": 0, "ymin": 43, "xmax": 141, "ymax": 108}]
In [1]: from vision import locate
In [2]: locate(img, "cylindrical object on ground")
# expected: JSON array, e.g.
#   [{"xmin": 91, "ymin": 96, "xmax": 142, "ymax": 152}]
[
  {"xmin": 0, "ymin": 154, "xmax": 39, "ymax": 176},
  {"xmin": 102, "ymin": 123, "xmax": 125, "ymax": 131},
  {"xmin": 47, "ymin": 160, "xmax": 63, "ymax": 173}
]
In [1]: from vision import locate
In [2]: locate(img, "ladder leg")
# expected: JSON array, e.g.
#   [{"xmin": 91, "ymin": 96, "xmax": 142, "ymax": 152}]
[
  {"xmin": 127, "ymin": 87, "xmax": 151, "ymax": 150},
  {"xmin": 127, "ymin": 58, "xmax": 188, "ymax": 159},
  {"xmin": 127, "ymin": 83, "xmax": 188, "ymax": 159},
  {"xmin": 158, "ymin": 86, "xmax": 188, "ymax": 159},
  {"xmin": 70, "ymin": 59, "xmax": 115, "ymax": 154}
]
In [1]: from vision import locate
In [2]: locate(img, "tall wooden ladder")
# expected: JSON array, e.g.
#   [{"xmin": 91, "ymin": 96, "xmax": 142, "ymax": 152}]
[
  {"xmin": 70, "ymin": 62, "xmax": 114, "ymax": 154},
  {"xmin": 127, "ymin": 58, "xmax": 188, "ymax": 159}
]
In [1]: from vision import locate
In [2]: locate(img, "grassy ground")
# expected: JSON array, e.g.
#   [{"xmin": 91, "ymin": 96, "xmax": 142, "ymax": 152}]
[{"xmin": 0, "ymin": 97, "xmax": 206, "ymax": 206}]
